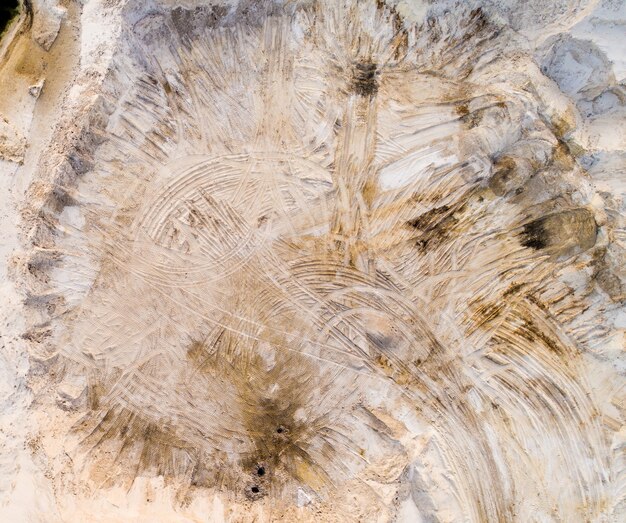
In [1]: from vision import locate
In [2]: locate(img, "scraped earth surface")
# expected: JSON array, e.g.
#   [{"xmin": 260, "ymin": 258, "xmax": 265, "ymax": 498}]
[{"xmin": 1, "ymin": 0, "xmax": 625, "ymax": 521}]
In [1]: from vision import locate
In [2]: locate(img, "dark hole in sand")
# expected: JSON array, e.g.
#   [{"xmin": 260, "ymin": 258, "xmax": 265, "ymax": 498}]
[
  {"xmin": 257, "ymin": 466, "xmax": 265, "ymax": 476},
  {"xmin": 251, "ymin": 486, "xmax": 260, "ymax": 494}
]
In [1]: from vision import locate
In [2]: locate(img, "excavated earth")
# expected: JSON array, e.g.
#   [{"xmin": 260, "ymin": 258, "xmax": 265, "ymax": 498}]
[{"xmin": 0, "ymin": 0, "xmax": 625, "ymax": 521}]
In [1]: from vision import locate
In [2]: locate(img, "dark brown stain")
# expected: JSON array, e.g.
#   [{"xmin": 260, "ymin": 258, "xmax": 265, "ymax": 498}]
[
  {"xmin": 351, "ymin": 60, "xmax": 378, "ymax": 97},
  {"xmin": 234, "ymin": 350, "xmax": 332, "ymax": 497},
  {"xmin": 87, "ymin": 380, "xmax": 107, "ymax": 410},
  {"xmin": 78, "ymin": 405, "xmax": 206, "ymax": 491},
  {"xmin": 489, "ymin": 156, "xmax": 517, "ymax": 196},
  {"xmin": 551, "ymin": 141, "xmax": 576, "ymax": 170},
  {"xmin": 21, "ymin": 326, "xmax": 52, "ymax": 343},
  {"xmin": 521, "ymin": 217, "xmax": 548, "ymax": 250},
  {"xmin": 361, "ymin": 178, "xmax": 378, "ymax": 206},
  {"xmin": 422, "ymin": 7, "xmax": 494, "ymax": 80},
  {"xmin": 502, "ymin": 282, "xmax": 526, "ymax": 298},
  {"xmin": 376, "ymin": 0, "xmax": 409, "ymax": 60},
  {"xmin": 170, "ymin": 5, "xmax": 229, "ymax": 41},
  {"xmin": 550, "ymin": 114, "xmax": 573, "ymax": 140},
  {"xmin": 406, "ymin": 204, "xmax": 462, "ymax": 251},
  {"xmin": 408, "ymin": 205, "xmax": 451, "ymax": 230},
  {"xmin": 520, "ymin": 208, "xmax": 597, "ymax": 255},
  {"xmin": 76, "ymin": 304, "xmax": 340, "ymax": 499},
  {"xmin": 514, "ymin": 317, "xmax": 563, "ymax": 355},
  {"xmin": 456, "ymin": 103, "xmax": 484, "ymax": 129}
]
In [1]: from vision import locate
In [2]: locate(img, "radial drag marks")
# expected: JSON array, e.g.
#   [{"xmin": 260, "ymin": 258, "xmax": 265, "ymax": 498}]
[{"xmin": 19, "ymin": 1, "xmax": 623, "ymax": 521}]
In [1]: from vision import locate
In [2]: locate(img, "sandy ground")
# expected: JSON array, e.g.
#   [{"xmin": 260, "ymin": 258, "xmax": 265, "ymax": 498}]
[{"xmin": 0, "ymin": 0, "xmax": 624, "ymax": 521}]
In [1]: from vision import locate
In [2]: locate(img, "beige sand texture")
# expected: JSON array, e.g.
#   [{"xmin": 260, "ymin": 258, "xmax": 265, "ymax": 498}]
[{"xmin": 0, "ymin": 0, "xmax": 625, "ymax": 521}]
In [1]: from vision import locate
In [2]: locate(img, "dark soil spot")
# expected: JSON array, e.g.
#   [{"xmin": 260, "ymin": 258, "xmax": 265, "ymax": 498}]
[
  {"xmin": 171, "ymin": 5, "xmax": 228, "ymax": 41},
  {"xmin": 521, "ymin": 208, "xmax": 597, "ymax": 256},
  {"xmin": 351, "ymin": 60, "xmax": 378, "ymax": 97},
  {"xmin": 407, "ymin": 204, "xmax": 462, "ymax": 251},
  {"xmin": 521, "ymin": 218, "xmax": 548, "ymax": 250}
]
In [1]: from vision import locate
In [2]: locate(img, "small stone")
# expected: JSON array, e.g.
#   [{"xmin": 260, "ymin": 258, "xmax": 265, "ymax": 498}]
[
  {"xmin": 56, "ymin": 375, "xmax": 87, "ymax": 411},
  {"xmin": 29, "ymin": 79, "xmax": 45, "ymax": 99},
  {"xmin": 297, "ymin": 488, "xmax": 312, "ymax": 507}
]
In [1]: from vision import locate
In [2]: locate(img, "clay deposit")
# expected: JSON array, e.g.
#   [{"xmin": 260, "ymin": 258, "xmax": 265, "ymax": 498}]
[{"xmin": 0, "ymin": 1, "xmax": 624, "ymax": 522}]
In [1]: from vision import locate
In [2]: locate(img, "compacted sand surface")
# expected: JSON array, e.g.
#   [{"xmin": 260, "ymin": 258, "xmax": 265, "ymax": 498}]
[{"xmin": 0, "ymin": 1, "xmax": 624, "ymax": 521}]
